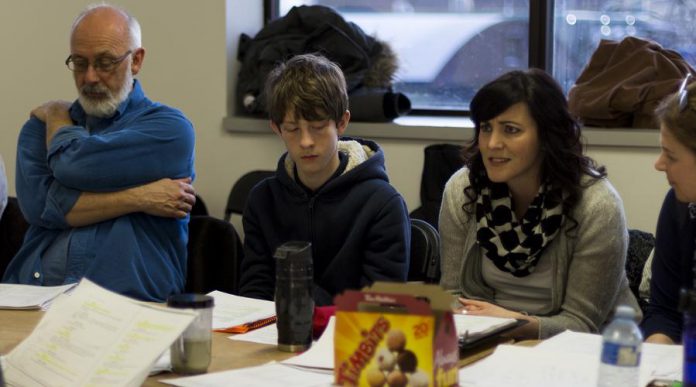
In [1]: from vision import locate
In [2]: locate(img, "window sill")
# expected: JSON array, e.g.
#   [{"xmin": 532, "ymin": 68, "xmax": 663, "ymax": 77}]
[{"xmin": 223, "ymin": 115, "xmax": 659, "ymax": 148}]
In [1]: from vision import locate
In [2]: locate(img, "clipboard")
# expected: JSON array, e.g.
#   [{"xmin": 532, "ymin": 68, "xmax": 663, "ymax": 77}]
[{"xmin": 458, "ymin": 318, "xmax": 528, "ymax": 350}]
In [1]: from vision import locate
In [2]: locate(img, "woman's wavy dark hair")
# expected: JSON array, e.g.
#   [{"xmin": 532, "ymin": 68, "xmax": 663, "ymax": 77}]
[{"xmin": 462, "ymin": 68, "xmax": 606, "ymax": 232}]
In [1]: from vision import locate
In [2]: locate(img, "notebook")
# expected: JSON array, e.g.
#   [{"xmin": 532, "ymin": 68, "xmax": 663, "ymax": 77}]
[{"xmin": 454, "ymin": 314, "xmax": 524, "ymax": 349}]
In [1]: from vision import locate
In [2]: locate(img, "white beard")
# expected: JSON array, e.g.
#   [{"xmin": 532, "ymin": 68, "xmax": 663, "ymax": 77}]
[{"xmin": 78, "ymin": 67, "xmax": 134, "ymax": 118}]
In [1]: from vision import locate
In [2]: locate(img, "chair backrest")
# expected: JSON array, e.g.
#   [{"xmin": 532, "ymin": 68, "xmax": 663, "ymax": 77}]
[
  {"xmin": 186, "ymin": 215, "xmax": 244, "ymax": 295},
  {"xmin": 626, "ymin": 228, "xmax": 655, "ymax": 311},
  {"xmin": 224, "ymin": 170, "xmax": 275, "ymax": 222},
  {"xmin": 0, "ymin": 197, "xmax": 29, "ymax": 279},
  {"xmin": 408, "ymin": 218, "xmax": 441, "ymax": 283},
  {"xmin": 191, "ymin": 194, "xmax": 209, "ymax": 217},
  {"xmin": 409, "ymin": 143, "xmax": 464, "ymax": 231}
]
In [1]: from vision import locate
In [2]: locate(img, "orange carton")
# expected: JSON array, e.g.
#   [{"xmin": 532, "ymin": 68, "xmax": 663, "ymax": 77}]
[{"xmin": 334, "ymin": 282, "xmax": 459, "ymax": 386}]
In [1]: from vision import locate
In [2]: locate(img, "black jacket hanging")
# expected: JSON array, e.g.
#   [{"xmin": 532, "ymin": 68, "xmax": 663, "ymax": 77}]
[{"xmin": 236, "ymin": 5, "xmax": 405, "ymax": 121}]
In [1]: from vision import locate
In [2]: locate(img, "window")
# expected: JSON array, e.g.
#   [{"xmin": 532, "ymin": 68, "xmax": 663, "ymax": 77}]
[
  {"xmin": 554, "ymin": 0, "xmax": 696, "ymax": 92},
  {"xmin": 272, "ymin": 0, "xmax": 531, "ymax": 113},
  {"xmin": 270, "ymin": 0, "xmax": 695, "ymax": 114}
]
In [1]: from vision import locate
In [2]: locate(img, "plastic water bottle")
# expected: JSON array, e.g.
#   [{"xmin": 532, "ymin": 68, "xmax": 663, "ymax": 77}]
[{"xmin": 597, "ymin": 305, "xmax": 642, "ymax": 387}]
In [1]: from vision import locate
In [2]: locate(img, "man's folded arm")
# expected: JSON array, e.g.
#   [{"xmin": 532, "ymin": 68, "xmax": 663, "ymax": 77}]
[
  {"xmin": 47, "ymin": 109, "xmax": 195, "ymax": 192},
  {"xmin": 18, "ymin": 114, "xmax": 196, "ymax": 228},
  {"xmin": 65, "ymin": 177, "xmax": 196, "ymax": 227},
  {"xmin": 16, "ymin": 117, "xmax": 79, "ymax": 229}
]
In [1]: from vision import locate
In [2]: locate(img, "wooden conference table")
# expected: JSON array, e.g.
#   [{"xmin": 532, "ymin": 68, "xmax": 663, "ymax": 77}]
[{"xmin": 0, "ymin": 308, "xmax": 512, "ymax": 386}]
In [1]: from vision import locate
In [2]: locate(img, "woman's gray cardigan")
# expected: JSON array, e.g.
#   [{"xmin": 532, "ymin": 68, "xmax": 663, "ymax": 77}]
[{"xmin": 439, "ymin": 167, "xmax": 640, "ymax": 339}]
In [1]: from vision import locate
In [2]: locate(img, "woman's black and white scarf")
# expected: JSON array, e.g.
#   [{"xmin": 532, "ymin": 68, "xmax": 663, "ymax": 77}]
[{"xmin": 475, "ymin": 182, "xmax": 565, "ymax": 277}]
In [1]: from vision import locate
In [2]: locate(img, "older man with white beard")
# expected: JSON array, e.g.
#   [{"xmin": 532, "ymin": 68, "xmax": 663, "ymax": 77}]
[{"xmin": 2, "ymin": 4, "xmax": 196, "ymax": 301}]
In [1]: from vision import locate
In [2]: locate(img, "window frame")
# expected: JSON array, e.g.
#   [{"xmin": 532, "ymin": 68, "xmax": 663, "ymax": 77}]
[
  {"xmin": 264, "ymin": 0, "xmax": 554, "ymax": 116},
  {"xmin": 223, "ymin": 0, "xmax": 661, "ymax": 147}
]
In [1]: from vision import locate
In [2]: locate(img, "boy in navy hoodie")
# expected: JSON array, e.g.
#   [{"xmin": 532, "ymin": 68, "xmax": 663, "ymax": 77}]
[{"xmin": 238, "ymin": 54, "xmax": 410, "ymax": 306}]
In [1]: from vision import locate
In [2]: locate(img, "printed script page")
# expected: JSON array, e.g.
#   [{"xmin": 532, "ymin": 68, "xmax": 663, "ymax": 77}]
[{"xmin": 4, "ymin": 279, "xmax": 196, "ymax": 387}]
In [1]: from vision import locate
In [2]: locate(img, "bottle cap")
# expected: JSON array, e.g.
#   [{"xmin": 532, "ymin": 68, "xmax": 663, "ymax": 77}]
[
  {"xmin": 614, "ymin": 304, "xmax": 637, "ymax": 319},
  {"xmin": 167, "ymin": 293, "xmax": 214, "ymax": 309},
  {"xmin": 274, "ymin": 241, "xmax": 312, "ymax": 262}
]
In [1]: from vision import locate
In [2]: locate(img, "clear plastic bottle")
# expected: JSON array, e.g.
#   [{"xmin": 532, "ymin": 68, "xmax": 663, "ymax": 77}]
[
  {"xmin": 168, "ymin": 294, "xmax": 214, "ymax": 374},
  {"xmin": 597, "ymin": 305, "xmax": 643, "ymax": 387}
]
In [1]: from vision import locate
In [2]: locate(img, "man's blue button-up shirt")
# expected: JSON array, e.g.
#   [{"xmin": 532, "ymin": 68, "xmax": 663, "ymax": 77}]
[{"xmin": 2, "ymin": 80, "xmax": 195, "ymax": 301}]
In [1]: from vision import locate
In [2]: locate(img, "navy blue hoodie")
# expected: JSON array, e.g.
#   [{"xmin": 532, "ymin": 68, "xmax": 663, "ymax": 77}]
[{"xmin": 239, "ymin": 137, "xmax": 410, "ymax": 305}]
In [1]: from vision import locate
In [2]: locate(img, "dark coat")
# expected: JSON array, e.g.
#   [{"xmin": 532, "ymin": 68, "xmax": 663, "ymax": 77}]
[
  {"xmin": 568, "ymin": 37, "xmax": 695, "ymax": 128},
  {"xmin": 236, "ymin": 5, "xmax": 391, "ymax": 115}
]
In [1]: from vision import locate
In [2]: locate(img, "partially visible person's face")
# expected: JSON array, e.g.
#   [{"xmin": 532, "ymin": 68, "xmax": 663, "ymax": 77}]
[
  {"xmin": 478, "ymin": 102, "xmax": 543, "ymax": 194},
  {"xmin": 70, "ymin": 9, "xmax": 143, "ymax": 118},
  {"xmin": 272, "ymin": 110, "xmax": 349, "ymax": 189},
  {"xmin": 655, "ymin": 124, "xmax": 696, "ymax": 202}
]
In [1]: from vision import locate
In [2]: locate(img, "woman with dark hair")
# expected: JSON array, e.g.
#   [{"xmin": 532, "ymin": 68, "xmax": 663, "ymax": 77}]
[
  {"xmin": 439, "ymin": 69, "xmax": 639, "ymax": 339},
  {"xmin": 642, "ymin": 74, "xmax": 696, "ymax": 345}
]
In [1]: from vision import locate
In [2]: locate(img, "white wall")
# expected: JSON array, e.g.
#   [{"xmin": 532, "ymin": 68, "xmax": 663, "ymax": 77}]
[{"xmin": 0, "ymin": 0, "xmax": 668, "ymax": 235}]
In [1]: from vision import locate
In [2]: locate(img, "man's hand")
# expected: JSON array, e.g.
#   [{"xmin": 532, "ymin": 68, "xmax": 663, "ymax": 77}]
[
  {"xmin": 65, "ymin": 177, "xmax": 196, "ymax": 227},
  {"xmin": 134, "ymin": 178, "xmax": 196, "ymax": 218},
  {"xmin": 31, "ymin": 100, "xmax": 73, "ymax": 146}
]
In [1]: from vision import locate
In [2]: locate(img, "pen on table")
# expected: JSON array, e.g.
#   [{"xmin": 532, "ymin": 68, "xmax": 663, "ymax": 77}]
[{"xmin": 214, "ymin": 316, "xmax": 277, "ymax": 334}]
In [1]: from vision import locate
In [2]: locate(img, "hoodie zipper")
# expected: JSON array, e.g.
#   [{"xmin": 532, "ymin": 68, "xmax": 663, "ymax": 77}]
[{"xmin": 308, "ymin": 196, "xmax": 317, "ymax": 269}]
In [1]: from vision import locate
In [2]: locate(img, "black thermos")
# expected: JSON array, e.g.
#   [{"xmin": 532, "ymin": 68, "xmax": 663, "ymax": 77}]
[{"xmin": 274, "ymin": 241, "xmax": 314, "ymax": 352}]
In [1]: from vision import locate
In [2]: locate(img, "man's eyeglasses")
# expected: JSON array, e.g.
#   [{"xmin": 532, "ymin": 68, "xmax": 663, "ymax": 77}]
[
  {"xmin": 678, "ymin": 73, "xmax": 693, "ymax": 112},
  {"xmin": 65, "ymin": 50, "xmax": 132, "ymax": 73}
]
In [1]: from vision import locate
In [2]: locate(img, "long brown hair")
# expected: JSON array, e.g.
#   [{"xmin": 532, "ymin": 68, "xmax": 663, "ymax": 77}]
[{"xmin": 462, "ymin": 69, "xmax": 606, "ymax": 231}]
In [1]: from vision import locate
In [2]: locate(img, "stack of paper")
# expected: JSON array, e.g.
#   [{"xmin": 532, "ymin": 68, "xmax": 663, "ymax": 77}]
[
  {"xmin": 228, "ymin": 323, "xmax": 278, "ymax": 345},
  {"xmin": 162, "ymin": 362, "xmax": 333, "ymax": 387},
  {"xmin": 459, "ymin": 330, "xmax": 682, "ymax": 387},
  {"xmin": 207, "ymin": 291, "xmax": 276, "ymax": 332},
  {"xmin": 0, "ymin": 283, "xmax": 76, "ymax": 310},
  {"xmin": 280, "ymin": 316, "xmax": 335, "ymax": 371},
  {"xmin": 4, "ymin": 279, "xmax": 197, "ymax": 387},
  {"xmin": 162, "ymin": 317, "xmax": 338, "ymax": 387}
]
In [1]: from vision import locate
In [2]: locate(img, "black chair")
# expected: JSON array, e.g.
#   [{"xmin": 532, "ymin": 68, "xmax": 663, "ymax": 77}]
[
  {"xmin": 191, "ymin": 194, "xmax": 209, "ymax": 217},
  {"xmin": 0, "ymin": 197, "xmax": 30, "ymax": 278},
  {"xmin": 186, "ymin": 215, "xmax": 244, "ymax": 295},
  {"xmin": 224, "ymin": 170, "xmax": 274, "ymax": 222},
  {"xmin": 409, "ymin": 144, "xmax": 464, "ymax": 231},
  {"xmin": 408, "ymin": 218, "xmax": 441, "ymax": 283},
  {"xmin": 626, "ymin": 228, "xmax": 655, "ymax": 313}
]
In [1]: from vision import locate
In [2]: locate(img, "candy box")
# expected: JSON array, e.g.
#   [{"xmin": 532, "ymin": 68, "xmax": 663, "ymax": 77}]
[{"xmin": 334, "ymin": 282, "xmax": 458, "ymax": 386}]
